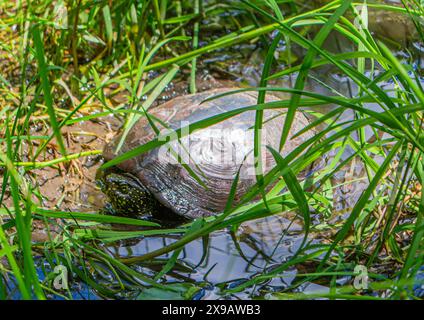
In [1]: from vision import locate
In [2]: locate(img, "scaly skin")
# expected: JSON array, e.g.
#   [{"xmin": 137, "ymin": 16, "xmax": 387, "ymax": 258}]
[{"xmin": 97, "ymin": 171, "xmax": 158, "ymax": 217}]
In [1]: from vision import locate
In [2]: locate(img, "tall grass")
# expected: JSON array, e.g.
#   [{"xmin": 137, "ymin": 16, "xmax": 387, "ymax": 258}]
[{"xmin": 0, "ymin": 0, "xmax": 422, "ymax": 299}]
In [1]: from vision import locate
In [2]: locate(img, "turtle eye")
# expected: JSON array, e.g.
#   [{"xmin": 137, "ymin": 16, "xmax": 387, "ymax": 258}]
[{"xmin": 117, "ymin": 183, "xmax": 129, "ymax": 193}]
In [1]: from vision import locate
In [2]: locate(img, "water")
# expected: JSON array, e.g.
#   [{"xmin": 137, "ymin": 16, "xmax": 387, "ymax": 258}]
[{"xmin": 108, "ymin": 215, "xmax": 306, "ymax": 298}]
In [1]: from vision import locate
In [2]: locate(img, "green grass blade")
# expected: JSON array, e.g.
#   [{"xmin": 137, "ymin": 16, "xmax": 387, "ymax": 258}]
[
  {"xmin": 35, "ymin": 208, "xmax": 160, "ymax": 227},
  {"xmin": 278, "ymin": 0, "xmax": 353, "ymax": 151},
  {"xmin": 32, "ymin": 24, "xmax": 67, "ymax": 156}
]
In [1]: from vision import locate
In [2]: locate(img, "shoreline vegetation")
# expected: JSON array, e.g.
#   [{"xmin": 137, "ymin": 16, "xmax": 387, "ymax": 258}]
[{"xmin": 0, "ymin": 0, "xmax": 423, "ymax": 300}]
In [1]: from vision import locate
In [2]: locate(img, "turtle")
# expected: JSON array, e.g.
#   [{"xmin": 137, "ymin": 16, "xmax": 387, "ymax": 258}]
[{"xmin": 98, "ymin": 87, "xmax": 315, "ymax": 220}]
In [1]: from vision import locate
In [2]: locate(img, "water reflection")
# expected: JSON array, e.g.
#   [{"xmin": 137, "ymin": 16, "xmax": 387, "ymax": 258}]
[{"xmin": 106, "ymin": 214, "xmax": 308, "ymax": 297}]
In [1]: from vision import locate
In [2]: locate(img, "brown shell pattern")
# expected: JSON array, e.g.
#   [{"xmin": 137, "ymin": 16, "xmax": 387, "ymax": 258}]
[{"xmin": 103, "ymin": 88, "xmax": 314, "ymax": 219}]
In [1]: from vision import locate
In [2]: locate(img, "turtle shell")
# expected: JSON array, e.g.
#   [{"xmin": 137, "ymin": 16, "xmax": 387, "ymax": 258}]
[{"xmin": 103, "ymin": 88, "xmax": 314, "ymax": 219}]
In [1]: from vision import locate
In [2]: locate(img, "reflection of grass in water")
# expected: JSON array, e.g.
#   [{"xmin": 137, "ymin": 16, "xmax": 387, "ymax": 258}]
[{"xmin": 0, "ymin": 0, "xmax": 423, "ymax": 299}]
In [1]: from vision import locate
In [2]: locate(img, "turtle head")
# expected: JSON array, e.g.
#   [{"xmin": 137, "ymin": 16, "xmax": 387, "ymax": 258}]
[{"xmin": 97, "ymin": 170, "xmax": 155, "ymax": 217}]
